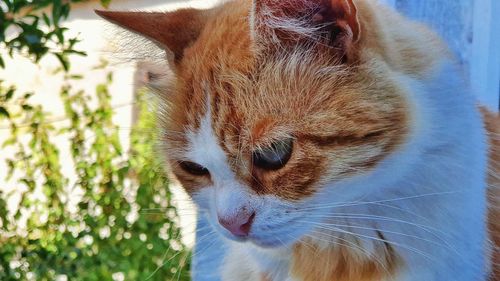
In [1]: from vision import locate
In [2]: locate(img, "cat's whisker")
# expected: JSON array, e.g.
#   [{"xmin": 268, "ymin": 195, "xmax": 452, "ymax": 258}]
[
  {"xmin": 309, "ymin": 223, "xmax": 438, "ymax": 263},
  {"xmin": 306, "ymin": 231, "xmax": 365, "ymax": 257},
  {"xmin": 297, "ymin": 220, "xmax": 461, "ymax": 258},
  {"xmin": 296, "ymin": 235, "xmax": 317, "ymax": 253},
  {"xmin": 140, "ymin": 206, "xmax": 197, "ymax": 211},
  {"xmin": 298, "ymin": 190, "xmax": 463, "ymax": 211},
  {"xmin": 146, "ymin": 228, "xmax": 187, "ymax": 280},
  {"xmin": 304, "ymin": 231, "xmax": 395, "ymax": 280},
  {"xmin": 149, "ymin": 249, "xmax": 184, "ymax": 280},
  {"xmin": 365, "ymin": 202, "xmax": 434, "ymax": 223},
  {"xmin": 171, "ymin": 231, "xmax": 218, "ymax": 279},
  {"xmin": 143, "ymin": 212, "xmax": 197, "ymax": 217},
  {"xmin": 301, "ymin": 213, "xmax": 453, "ymax": 240},
  {"xmin": 299, "ymin": 211, "xmax": 459, "ymax": 255},
  {"xmin": 189, "ymin": 232, "xmax": 219, "ymax": 261},
  {"xmin": 172, "ymin": 250, "xmax": 190, "ymax": 281}
]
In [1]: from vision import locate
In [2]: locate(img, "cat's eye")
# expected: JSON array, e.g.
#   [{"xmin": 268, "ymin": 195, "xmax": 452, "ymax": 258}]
[
  {"xmin": 179, "ymin": 161, "xmax": 210, "ymax": 176},
  {"xmin": 252, "ymin": 138, "xmax": 293, "ymax": 171}
]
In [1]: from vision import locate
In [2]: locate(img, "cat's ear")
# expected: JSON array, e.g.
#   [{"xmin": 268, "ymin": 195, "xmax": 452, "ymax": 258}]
[
  {"xmin": 95, "ymin": 9, "xmax": 210, "ymax": 64},
  {"xmin": 251, "ymin": 0, "xmax": 361, "ymax": 62}
]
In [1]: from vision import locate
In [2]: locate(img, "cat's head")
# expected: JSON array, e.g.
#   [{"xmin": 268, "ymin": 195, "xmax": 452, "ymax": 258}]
[{"xmin": 98, "ymin": 0, "xmax": 410, "ymax": 248}]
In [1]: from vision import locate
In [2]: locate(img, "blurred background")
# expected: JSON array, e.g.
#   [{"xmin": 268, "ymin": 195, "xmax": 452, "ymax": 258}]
[{"xmin": 0, "ymin": 0, "xmax": 498, "ymax": 281}]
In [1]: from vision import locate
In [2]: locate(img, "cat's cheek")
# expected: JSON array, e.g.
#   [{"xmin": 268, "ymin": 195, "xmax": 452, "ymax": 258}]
[
  {"xmin": 236, "ymin": 195, "xmax": 317, "ymax": 247},
  {"xmin": 190, "ymin": 187, "xmax": 213, "ymax": 211}
]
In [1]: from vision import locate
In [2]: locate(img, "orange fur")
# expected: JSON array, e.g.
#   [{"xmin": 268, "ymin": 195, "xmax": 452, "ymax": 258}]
[
  {"xmin": 291, "ymin": 236, "xmax": 400, "ymax": 281},
  {"xmin": 482, "ymin": 107, "xmax": 500, "ymax": 280},
  {"xmin": 261, "ymin": 274, "xmax": 272, "ymax": 281}
]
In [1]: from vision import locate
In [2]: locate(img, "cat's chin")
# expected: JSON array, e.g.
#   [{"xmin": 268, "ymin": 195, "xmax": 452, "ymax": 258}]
[
  {"xmin": 248, "ymin": 237, "xmax": 295, "ymax": 249},
  {"xmin": 228, "ymin": 232, "xmax": 302, "ymax": 249},
  {"xmin": 218, "ymin": 230, "xmax": 299, "ymax": 249}
]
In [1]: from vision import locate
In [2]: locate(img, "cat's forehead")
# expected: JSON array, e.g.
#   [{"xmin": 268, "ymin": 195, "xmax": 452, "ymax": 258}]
[
  {"xmin": 176, "ymin": 45, "xmax": 357, "ymax": 154},
  {"xmin": 172, "ymin": 1, "xmax": 333, "ymax": 132},
  {"xmin": 167, "ymin": 0, "xmax": 406, "ymax": 153}
]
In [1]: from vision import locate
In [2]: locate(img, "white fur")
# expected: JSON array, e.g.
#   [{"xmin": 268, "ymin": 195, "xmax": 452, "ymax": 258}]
[{"xmin": 252, "ymin": 0, "xmax": 332, "ymax": 46}]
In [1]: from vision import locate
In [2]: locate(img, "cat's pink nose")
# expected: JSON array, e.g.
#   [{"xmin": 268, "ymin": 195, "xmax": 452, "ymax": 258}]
[{"xmin": 218, "ymin": 211, "xmax": 255, "ymax": 237}]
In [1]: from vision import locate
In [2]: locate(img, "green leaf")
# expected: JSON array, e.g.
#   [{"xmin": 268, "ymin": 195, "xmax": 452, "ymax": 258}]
[
  {"xmin": 42, "ymin": 13, "xmax": 51, "ymax": 27},
  {"xmin": 61, "ymin": 4, "xmax": 71, "ymax": 20},
  {"xmin": 2, "ymin": 137, "xmax": 16, "ymax": 148},
  {"xmin": 22, "ymin": 104, "xmax": 34, "ymax": 111},
  {"xmin": 0, "ymin": 107, "xmax": 9, "ymax": 118},
  {"xmin": 68, "ymin": 74, "xmax": 83, "ymax": 80},
  {"xmin": 54, "ymin": 53, "xmax": 69, "ymax": 71},
  {"xmin": 100, "ymin": 0, "xmax": 112, "ymax": 8},
  {"xmin": 63, "ymin": 49, "xmax": 87, "ymax": 57},
  {"xmin": 5, "ymin": 88, "xmax": 15, "ymax": 101},
  {"xmin": 52, "ymin": 0, "xmax": 62, "ymax": 26}
]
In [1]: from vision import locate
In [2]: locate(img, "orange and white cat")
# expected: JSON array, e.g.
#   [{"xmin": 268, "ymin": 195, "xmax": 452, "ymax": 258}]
[{"xmin": 97, "ymin": 0, "xmax": 499, "ymax": 280}]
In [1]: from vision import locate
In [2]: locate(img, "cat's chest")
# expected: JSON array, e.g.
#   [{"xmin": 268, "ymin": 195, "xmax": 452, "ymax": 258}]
[
  {"xmin": 290, "ymin": 239, "xmax": 399, "ymax": 281},
  {"xmin": 222, "ymin": 237, "xmax": 397, "ymax": 281},
  {"xmin": 222, "ymin": 241, "xmax": 292, "ymax": 281}
]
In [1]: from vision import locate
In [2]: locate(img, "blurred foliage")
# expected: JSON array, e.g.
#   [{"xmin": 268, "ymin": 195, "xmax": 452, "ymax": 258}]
[
  {"xmin": 1, "ymin": 0, "xmax": 111, "ymax": 70},
  {"xmin": 0, "ymin": 76, "xmax": 190, "ymax": 280},
  {"xmin": 0, "ymin": 1, "xmax": 191, "ymax": 280}
]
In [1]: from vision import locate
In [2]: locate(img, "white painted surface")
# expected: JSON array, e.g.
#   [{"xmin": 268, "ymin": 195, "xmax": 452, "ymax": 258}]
[
  {"xmin": 379, "ymin": 0, "xmax": 396, "ymax": 8},
  {"xmin": 471, "ymin": 0, "xmax": 500, "ymax": 111},
  {"xmin": 393, "ymin": 0, "xmax": 499, "ymax": 111}
]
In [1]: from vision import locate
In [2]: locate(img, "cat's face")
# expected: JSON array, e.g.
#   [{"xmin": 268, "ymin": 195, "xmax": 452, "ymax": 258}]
[{"xmin": 98, "ymin": 0, "xmax": 409, "ymax": 248}]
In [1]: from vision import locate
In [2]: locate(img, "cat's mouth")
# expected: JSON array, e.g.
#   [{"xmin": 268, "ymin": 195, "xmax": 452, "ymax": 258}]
[
  {"xmin": 222, "ymin": 232, "xmax": 294, "ymax": 248},
  {"xmin": 214, "ymin": 217, "xmax": 310, "ymax": 249},
  {"xmin": 250, "ymin": 236, "xmax": 295, "ymax": 248}
]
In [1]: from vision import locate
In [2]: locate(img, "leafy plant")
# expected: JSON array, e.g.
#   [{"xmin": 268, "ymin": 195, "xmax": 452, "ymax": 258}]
[
  {"xmin": 1, "ymin": 0, "xmax": 111, "ymax": 70},
  {"xmin": 1, "ymin": 1, "xmax": 190, "ymax": 279},
  {"xmin": 0, "ymin": 75, "xmax": 190, "ymax": 280}
]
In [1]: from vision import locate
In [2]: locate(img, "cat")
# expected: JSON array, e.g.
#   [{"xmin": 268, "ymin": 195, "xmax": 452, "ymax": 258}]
[{"xmin": 96, "ymin": 0, "xmax": 499, "ymax": 280}]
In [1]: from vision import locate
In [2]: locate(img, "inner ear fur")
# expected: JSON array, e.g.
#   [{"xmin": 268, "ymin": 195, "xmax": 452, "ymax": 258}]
[
  {"xmin": 252, "ymin": 0, "xmax": 361, "ymax": 62},
  {"xmin": 95, "ymin": 9, "xmax": 211, "ymax": 64}
]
